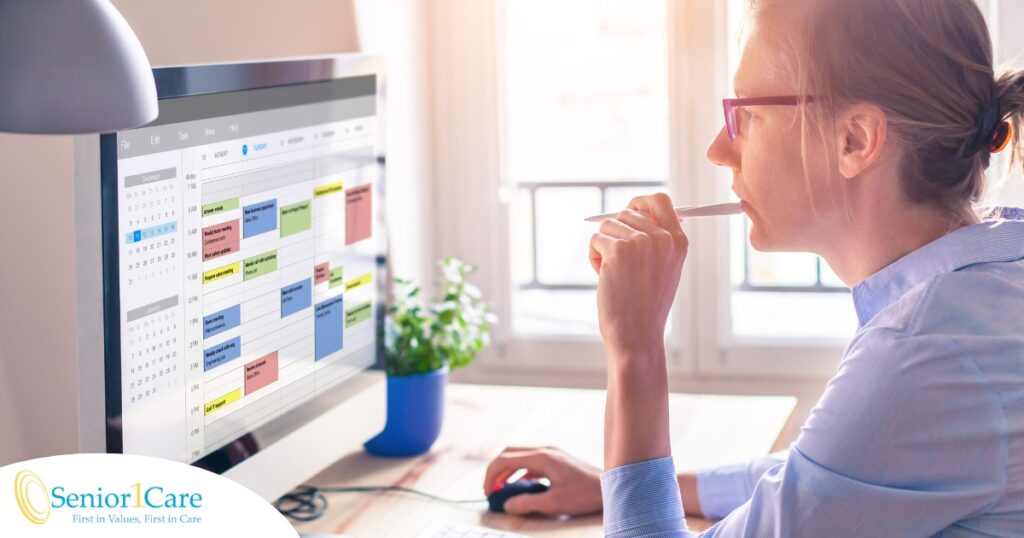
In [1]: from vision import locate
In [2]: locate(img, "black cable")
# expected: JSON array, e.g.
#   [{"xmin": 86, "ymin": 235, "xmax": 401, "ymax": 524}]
[{"xmin": 275, "ymin": 484, "xmax": 488, "ymax": 522}]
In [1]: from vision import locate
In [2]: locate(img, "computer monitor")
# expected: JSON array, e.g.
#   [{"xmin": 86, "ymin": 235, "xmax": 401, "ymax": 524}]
[{"xmin": 78, "ymin": 54, "xmax": 388, "ymax": 500}]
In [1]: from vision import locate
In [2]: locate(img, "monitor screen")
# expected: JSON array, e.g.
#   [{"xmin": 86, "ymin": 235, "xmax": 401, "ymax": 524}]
[{"xmin": 100, "ymin": 58, "xmax": 385, "ymax": 470}]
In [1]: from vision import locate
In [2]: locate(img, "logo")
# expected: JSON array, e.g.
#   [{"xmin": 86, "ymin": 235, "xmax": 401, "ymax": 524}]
[
  {"xmin": 2, "ymin": 454, "xmax": 296, "ymax": 535},
  {"xmin": 14, "ymin": 469, "xmax": 50, "ymax": 525}
]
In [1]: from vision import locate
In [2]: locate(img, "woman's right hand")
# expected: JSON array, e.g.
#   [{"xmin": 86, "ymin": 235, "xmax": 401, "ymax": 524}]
[{"xmin": 482, "ymin": 446, "xmax": 603, "ymax": 516}]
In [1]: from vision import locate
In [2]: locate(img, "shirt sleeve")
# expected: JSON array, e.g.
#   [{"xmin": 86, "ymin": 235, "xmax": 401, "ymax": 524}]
[
  {"xmin": 703, "ymin": 329, "xmax": 1006, "ymax": 537},
  {"xmin": 601, "ymin": 328, "xmax": 1007, "ymax": 537},
  {"xmin": 695, "ymin": 452, "xmax": 787, "ymax": 519}
]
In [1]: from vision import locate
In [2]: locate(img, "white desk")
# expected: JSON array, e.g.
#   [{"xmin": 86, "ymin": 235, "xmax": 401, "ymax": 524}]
[{"xmin": 293, "ymin": 383, "xmax": 796, "ymax": 537}]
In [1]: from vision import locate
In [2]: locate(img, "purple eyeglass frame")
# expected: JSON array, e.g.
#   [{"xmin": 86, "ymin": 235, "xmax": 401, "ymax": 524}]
[{"xmin": 723, "ymin": 96, "xmax": 816, "ymax": 140}]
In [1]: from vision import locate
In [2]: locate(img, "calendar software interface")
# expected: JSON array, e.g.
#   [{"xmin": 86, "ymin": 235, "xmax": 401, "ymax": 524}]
[{"xmin": 114, "ymin": 77, "xmax": 379, "ymax": 463}]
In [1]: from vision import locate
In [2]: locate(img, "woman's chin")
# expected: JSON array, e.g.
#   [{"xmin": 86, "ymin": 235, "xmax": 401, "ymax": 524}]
[
  {"xmin": 748, "ymin": 229, "xmax": 768, "ymax": 251},
  {"xmin": 748, "ymin": 224, "xmax": 779, "ymax": 252},
  {"xmin": 744, "ymin": 206, "xmax": 787, "ymax": 252}
]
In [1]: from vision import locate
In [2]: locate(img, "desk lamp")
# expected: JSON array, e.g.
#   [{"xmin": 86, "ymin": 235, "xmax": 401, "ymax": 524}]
[{"xmin": 0, "ymin": 0, "xmax": 157, "ymax": 134}]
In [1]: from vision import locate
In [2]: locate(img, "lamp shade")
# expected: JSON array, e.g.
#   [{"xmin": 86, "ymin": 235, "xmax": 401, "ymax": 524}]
[{"xmin": 0, "ymin": 0, "xmax": 158, "ymax": 134}]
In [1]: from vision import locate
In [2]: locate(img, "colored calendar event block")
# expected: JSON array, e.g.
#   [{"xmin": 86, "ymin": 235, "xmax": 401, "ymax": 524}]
[
  {"xmin": 244, "ymin": 351, "xmax": 279, "ymax": 395},
  {"xmin": 314, "ymin": 262, "xmax": 330, "ymax": 285},
  {"xmin": 314, "ymin": 181, "xmax": 344, "ymax": 198},
  {"xmin": 314, "ymin": 296, "xmax": 344, "ymax": 361},
  {"xmin": 204, "ymin": 388, "xmax": 241, "ymax": 416},
  {"xmin": 243, "ymin": 250, "xmax": 278, "ymax": 281},
  {"xmin": 345, "ymin": 300, "xmax": 373, "ymax": 327},
  {"xmin": 280, "ymin": 200, "xmax": 312, "ymax": 237},
  {"xmin": 329, "ymin": 267, "xmax": 344, "ymax": 289},
  {"xmin": 243, "ymin": 199, "xmax": 278, "ymax": 238},
  {"xmin": 204, "ymin": 336, "xmax": 241, "ymax": 371},
  {"xmin": 202, "ymin": 219, "xmax": 240, "ymax": 261},
  {"xmin": 345, "ymin": 184, "xmax": 372, "ymax": 245},
  {"xmin": 203, "ymin": 304, "xmax": 241, "ymax": 339},
  {"xmin": 202, "ymin": 197, "xmax": 240, "ymax": 218},
  {"xmin": 345, "ymin": 272, "xmax": 372, "ymax": 292},
  {"xmin": 204, "ymin": 262, "xmax": 240, "ymax": 284},
  {"xmin": 280, "ymin": 278, "xmax": 312, "ymax": 318}
]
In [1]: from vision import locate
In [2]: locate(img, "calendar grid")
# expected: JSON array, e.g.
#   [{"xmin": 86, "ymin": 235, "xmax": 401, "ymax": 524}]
[{"xmin": 117, "ymin": 110, "xmax": 380, "ymax": 464}]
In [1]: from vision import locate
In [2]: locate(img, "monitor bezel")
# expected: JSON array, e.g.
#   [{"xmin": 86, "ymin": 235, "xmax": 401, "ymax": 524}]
[{"xmin": 100, "ymin": 54, "xmax": 387, "ymax": 473}]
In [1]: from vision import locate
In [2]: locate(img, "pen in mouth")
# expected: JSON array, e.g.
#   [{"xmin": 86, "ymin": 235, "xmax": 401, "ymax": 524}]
[{"xmin": 585, "ymin": 202, "xmax": 743, "ymax": 222}]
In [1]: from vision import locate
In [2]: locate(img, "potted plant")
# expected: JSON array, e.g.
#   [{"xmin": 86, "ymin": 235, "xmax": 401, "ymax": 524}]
[{"xmin": 364, "ymin": 257, "xmax": 496, "ymax": 457}]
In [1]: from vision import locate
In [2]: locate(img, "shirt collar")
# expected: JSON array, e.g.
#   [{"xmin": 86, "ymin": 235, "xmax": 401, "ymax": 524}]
[{"xmin": 851, "ymin": 207, "xmax": 1024, "ymax": 327}]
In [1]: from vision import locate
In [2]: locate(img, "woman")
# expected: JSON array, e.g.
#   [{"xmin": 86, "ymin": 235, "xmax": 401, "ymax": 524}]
[{"xmin": 483, "ymin": 0, "xmax": 1024, "ymax": 535}]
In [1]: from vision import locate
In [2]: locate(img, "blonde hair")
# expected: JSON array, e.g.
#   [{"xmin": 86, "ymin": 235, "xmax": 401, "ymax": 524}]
[{"xmin": 749, "ymin": 0, "xmax": 1023, "ymax": 220}]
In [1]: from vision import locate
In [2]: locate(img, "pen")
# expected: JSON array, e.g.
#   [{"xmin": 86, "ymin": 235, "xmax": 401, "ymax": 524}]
[{"xmin": 584, "ymin": 202, "xmax": 743, "ymax": 222}]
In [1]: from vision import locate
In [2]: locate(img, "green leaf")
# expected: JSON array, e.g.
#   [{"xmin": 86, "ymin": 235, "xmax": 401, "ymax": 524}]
[{"xmin": 384, "ymin": 256, "xmax": 497, "ymax": 376}]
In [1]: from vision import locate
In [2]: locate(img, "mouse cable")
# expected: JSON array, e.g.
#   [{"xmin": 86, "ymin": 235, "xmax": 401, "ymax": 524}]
[{"xmin": 275, "ymin": 484, "xmax": 488, "ymax": 522}]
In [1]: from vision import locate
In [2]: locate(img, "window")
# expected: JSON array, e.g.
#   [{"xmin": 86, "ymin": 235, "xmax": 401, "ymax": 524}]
[
  {"xmin": 500, "ymin": 0, "xmax": 670, "ymax": 336},
  {"xmin": 427, "ymin": 0, "xmax": 1024, "ymax": 381},
  {"xmin": 983, "ymin": 0, "xmax": 1024, "ymax": 209}
]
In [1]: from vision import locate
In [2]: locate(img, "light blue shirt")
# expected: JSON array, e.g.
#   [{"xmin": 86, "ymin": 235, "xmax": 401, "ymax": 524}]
[{"xmin": 601, "ymin": 208, "xmax": 1024, "ymax": 537}]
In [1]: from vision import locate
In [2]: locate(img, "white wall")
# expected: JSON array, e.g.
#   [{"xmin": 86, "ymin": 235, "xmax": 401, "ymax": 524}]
[
  {"xmin": 112, "ymin": 0, "xmax": 359, "ymax": 67},
  {"xmin": 353, "ymin": 0, "xmax": 436, "ymax": 287},
  {"xmin": 0, "ymin": 133, "xmax": 79, "ymax": 465},
  {"xmin": 989, "ymin": 0, "xmax": 1024, "ymax": 207},
  {"xmin": 0, "ymin": 0, "xmax": 363, "ymax": 466}
]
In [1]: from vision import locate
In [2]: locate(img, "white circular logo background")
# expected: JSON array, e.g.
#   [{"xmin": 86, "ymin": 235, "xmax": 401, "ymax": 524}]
[{"xmin": 0, "ymin": 453, "xmax": 297, "ymax": 537}]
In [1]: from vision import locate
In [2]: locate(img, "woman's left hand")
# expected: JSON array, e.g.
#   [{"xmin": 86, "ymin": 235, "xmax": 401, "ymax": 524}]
[{"xmin": 588, "ymin": 193, "xmax": 689, "ymax": 360}]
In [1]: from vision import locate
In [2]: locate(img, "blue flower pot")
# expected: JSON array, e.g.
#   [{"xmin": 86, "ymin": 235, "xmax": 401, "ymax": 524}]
[{"xmin": 364, "ymin": 365, "xmax": 448, "ymax": 457}]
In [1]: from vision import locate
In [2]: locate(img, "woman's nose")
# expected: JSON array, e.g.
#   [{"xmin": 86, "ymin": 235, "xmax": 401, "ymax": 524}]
[{"xmin": 706, "ymin": 126, "xmax": 739, "ymax": 170}]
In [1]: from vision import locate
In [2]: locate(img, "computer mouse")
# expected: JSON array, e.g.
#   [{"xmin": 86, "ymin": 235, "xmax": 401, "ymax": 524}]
[{"xmin": 487, "ymin": 479, "xmax": 550, "ymax": 513}]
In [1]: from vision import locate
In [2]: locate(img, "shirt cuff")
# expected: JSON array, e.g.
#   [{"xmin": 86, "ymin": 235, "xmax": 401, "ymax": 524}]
[{"xmin": 601, "ymin": 456, "xmax": 688, "ymax": 537}]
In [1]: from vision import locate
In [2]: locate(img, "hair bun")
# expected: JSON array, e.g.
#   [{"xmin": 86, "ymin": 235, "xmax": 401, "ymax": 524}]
[{"xmin": 963, "ymin": 95, "xmax": 1004, "ymax": 158}]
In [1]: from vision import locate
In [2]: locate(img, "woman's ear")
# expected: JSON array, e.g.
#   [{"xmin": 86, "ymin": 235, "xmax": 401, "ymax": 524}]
[{"xmin": 835, "ymin": 104, "xmax": 888, "ymax": 179}]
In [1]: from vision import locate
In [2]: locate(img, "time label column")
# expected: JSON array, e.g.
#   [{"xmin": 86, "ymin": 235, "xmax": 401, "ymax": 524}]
[{"xmin": 182, "ymin": 149, "xmax": 206, "ymax": 462}]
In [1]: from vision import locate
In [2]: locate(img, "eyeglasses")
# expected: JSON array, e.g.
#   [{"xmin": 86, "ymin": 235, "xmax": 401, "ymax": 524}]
[{"xmin": 722, "ymin": 96, "xmax": 815, "ymax": 140}]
